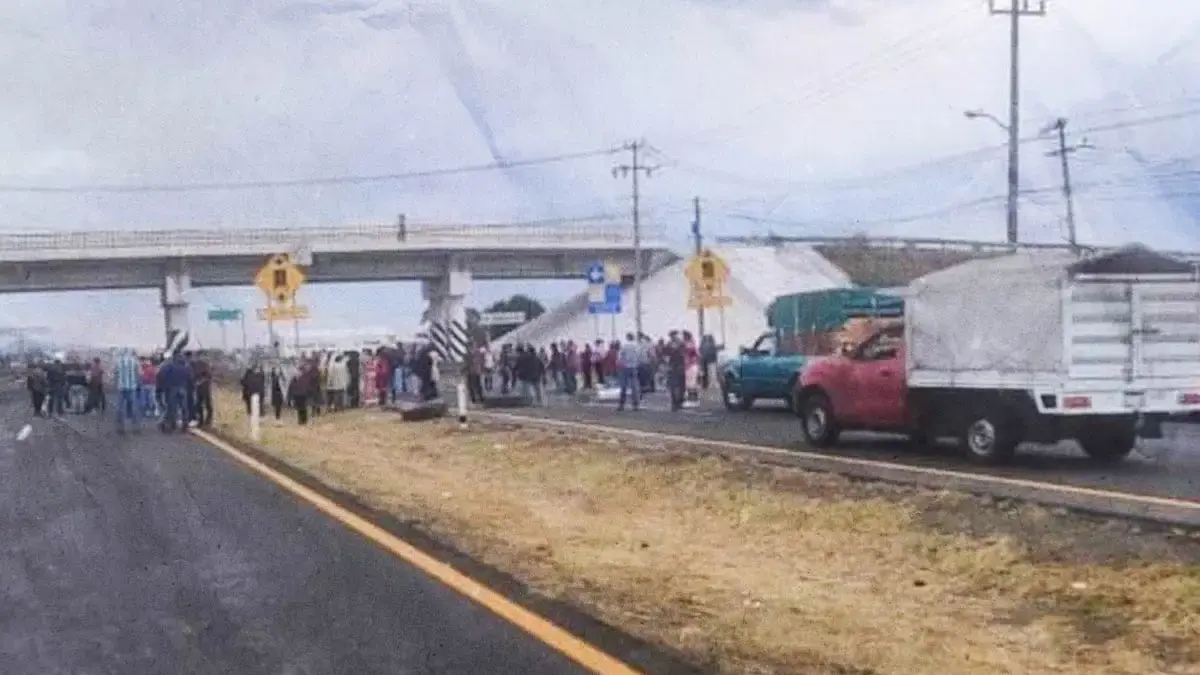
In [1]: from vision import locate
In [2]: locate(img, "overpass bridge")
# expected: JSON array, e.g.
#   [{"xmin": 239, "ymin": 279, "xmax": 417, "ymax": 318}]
[{"xmin": 0, "ymin": 221, "xmax": 675, "ymax": 359}]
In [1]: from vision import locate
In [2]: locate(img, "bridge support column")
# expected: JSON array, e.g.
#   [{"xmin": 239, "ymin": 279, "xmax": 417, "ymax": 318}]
[
  {"xmin": 422, "ymin": 259, "xmax": 472, "ymax": 362},
  {"xmin": 161, "ymin": 261, "xmax": 191, "ymax": 352}
]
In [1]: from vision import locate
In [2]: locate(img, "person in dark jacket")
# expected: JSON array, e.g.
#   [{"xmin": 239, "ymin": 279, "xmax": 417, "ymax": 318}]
[
  {"xmin": 411, "ymin": 345, "xmax": 437, "ymax": 401},
  {"xmin": 45, "ymin": 360, "xmax": 67, "ymax": 416},
  {"xmin": 26, "ymin": 363, "xmax": 48, "ymax": 416},
  {"xmin": 346, "ymin": 351, "xmax": 361, "ymax": 408},
  {"xmin": 240, "ymin": 364, "xmax": 266, "ymax": 415},
  {"xmin": 664, "ymin": 332, "xmax": 687, "ymax": 411},
  {"xmin": 269, "ymin": 365, "xmax": 287, "ymax": 419},
  {"xmin": 514, "ymin": 344, "xmax": 545, "ymax": 405},
  {"xmin": 192, "ymin": 353, "xmax": 214, "ymax": 427},
  {"xmin": 289, "ymin": 360, "xmax": 317, "ymax": 424},
  {"xmin": 158, "ymin": 353, "xmax": 192, "ymax": 433}
]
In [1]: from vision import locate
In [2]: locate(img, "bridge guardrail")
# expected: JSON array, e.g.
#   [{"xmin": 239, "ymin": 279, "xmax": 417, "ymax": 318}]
[
  {"xmin": 717, "ymin": 235, "xmax": 1200, "ymax": 262},
  {"xmin": 0, "ymin": 222, "xmax": 662, "ymax": 252}
]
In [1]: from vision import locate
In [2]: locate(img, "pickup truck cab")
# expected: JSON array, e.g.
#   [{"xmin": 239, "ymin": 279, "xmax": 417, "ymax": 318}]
[
  {"xmin": 719, "ymin": 332, "xmax": 806, "ymax": 410},
  {"xmin": 794, "ymin": 324, "xmax": 913, "ymax": 446}
]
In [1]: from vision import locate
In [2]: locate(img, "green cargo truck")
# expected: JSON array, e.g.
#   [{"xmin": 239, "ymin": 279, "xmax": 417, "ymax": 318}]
[{"xmin": 719, "ymin": 288, "xmax": 903, "ymax": 411}]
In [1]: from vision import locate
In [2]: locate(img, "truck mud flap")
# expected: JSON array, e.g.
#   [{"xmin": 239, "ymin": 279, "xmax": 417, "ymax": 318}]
[{"xmin": 1136, "ymin": 413, "xmax": 1164, "ymax": 439}]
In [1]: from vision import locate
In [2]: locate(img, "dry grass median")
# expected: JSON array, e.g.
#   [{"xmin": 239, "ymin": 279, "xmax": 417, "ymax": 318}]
[{"xmin": 212, "ymin": 390, "xmax": 1200, "ymax": 675}]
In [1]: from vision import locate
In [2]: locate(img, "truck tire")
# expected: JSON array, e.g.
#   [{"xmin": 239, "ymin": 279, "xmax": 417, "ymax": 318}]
[
  {"xmin": 958, "ymin": 407, "xmax": 1019, "ymax": 465},
  {"xmin": 1077, "ymin": 424, "xmax": 1137, "ymax": 464},
  {"xmin": 799, "ymin": 392, "xmax": 841, "ymax": 448},
  {"xmin": 721, "ymin": 376, "xmax": 754, "ymax": 411}
]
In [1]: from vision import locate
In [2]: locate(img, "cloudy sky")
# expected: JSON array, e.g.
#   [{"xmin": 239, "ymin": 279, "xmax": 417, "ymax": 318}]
[{"xmin": 0, "ymin": 0, "xmax": 1197, "ymax": 347}]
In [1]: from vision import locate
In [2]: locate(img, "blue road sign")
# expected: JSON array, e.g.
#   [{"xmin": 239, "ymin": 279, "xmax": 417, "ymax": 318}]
[
  {"xmin": 585, "ymin": 261, "xmax": 606, "ymax": 285},
  {"xmin": 585, "ymin": 261, "xmax": 621, "ymax": 314}
]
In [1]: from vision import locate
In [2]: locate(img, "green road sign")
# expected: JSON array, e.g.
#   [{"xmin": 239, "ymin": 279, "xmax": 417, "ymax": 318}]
[{"xmin": 207, "ymin": 308, "xmax": 242, "ymax": 322}]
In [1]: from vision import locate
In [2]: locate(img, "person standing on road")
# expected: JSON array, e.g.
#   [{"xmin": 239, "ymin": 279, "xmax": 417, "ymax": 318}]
[
  {"xmin": 665, "ymin": 332, "xmax": 687, "ymax": 411},
  {"xmin": 192, "ymin": 352, "xmax": 214, "ymax": 428},
  {"xmin": 158, "ymin": 353, "xmax": 191, "ymax": 433},
  {"xmin": 269, "ymin": 363, "xmax": 289, "ymax": 419},
  {"xmin": 699, "ymin": 334, "xmax": 718, "ymax": 389},
  {"xmin": 515, "ymin": 344, "xmax": 545, "ymax": 406},
  {"xmin": 84, "ymin": 357, "xmax": 106, "ymax": 414},
  {"xmin": 616, "ymin": 333, "xmax": 641, "ymax": 412},
  {"xmin": 113, "ymin": 348, "xmax": 141, "ymax": 433},
  {"xmin": 26, "ymin": 362, "xmax": 48, "ymax": 417},
  {"xmin": 465, "ymin": 345, "xmax": 486, "ymax": 404},
  {"xmin": 373, "ymin": 354, "xmax": 391, "ymax": 407},
  {"xmin": 139, "ymin": 357, "xmax": 159, "ymax": 418},
  {"xmin": 45, "ymin": 359, "xmax": 67, "ymax": 417}
]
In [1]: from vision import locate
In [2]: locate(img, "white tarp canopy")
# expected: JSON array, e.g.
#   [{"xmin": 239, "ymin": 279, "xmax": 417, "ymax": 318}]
[
  {"xmin": 907, "ymin": 251, "xmax": 1075, "ymax": 374},
  {"xmin": 906, "ymin": 247, "xmax": 1197, "ymax": 375}
]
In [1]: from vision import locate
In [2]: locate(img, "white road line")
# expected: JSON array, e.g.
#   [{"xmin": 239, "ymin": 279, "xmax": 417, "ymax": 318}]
[{"xmin": 472, "ymin": 409, "xmax": 1200, "ymax": 523}]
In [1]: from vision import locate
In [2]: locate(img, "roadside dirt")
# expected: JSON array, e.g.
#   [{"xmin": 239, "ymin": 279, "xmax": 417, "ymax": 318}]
[{"xmin": 214, "ymin": 391, "xmax": 1200, "ymax": 675}]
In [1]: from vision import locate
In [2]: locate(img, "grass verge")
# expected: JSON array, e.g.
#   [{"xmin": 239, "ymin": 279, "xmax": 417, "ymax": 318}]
[{"xmin": 213, "ymin": 390, "xmax": 1200, "ymax": 675}]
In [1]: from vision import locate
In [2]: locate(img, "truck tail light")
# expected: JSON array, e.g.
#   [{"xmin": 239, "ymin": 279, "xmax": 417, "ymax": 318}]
[
  {"xmin": 1179, "ymin": 393, "xmax": 1200, "ymax": 405},
  {"xmin": 1062, "ymin": 395, "xmax": 1092, "ymax": 410}
]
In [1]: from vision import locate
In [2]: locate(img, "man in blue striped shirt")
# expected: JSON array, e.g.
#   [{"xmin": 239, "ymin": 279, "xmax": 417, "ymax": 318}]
[{"xmin": 113, "ymin": 348, "xmax": 141, "ymax": 433}]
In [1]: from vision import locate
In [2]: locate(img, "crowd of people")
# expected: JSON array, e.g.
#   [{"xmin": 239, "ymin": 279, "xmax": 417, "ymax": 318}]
[
  {"xmin": 462, "ymin": 330, "xmax": 722, "ymax": 411},
  {"xmin": 238, "ymin": 342, "xmax": 443, "ymax": 425},
  {"xmin": 24, "ymin": 349, "xmax": 214, "ymax": 433}
]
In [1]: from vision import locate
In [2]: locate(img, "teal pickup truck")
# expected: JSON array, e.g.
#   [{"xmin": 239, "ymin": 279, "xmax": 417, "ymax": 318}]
[
  {"xmin": 719, "ymin": 331, "xmax": 807, "ymax": 410},
  {"xmin": 719, "ymin": 288, "xmax": 903, "ymax": 411}
]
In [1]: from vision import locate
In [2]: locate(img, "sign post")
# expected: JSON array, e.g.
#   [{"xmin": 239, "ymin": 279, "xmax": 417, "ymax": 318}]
[
  {"xmin": 685, "ymin": 249, "xmax": 732, "ymax": 343},
  {"xmin": 255, "ymin": 253, "xmax": 309, "ymax": 353}
]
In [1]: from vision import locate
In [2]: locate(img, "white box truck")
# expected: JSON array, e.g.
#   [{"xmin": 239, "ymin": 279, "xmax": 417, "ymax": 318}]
[{"xmin": 796, "ymin": 246, "xmax": 1200, "ymax": 464}]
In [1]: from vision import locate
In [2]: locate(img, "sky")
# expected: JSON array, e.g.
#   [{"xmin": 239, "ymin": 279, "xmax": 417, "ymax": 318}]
[{"xmin": 0, "ymin": 0, "xmax": 1198, "ymax": 348}]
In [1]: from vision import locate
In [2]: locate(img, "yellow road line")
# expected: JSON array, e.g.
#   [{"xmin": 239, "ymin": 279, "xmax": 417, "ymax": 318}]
[{"xmin": 191, "ymin": 428, "xmax": 643, "ymax": 675}]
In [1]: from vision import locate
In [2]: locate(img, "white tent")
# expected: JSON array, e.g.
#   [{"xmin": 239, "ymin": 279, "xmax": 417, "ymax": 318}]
[{"xmin": 499, "ymin": 245, "xmax": 853, "ymax": 351}]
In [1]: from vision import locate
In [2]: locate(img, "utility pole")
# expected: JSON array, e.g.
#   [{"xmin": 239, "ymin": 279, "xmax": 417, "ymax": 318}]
[
  {"xmin": 692, "ymin": 197, "xmax": 705, "ymax": 340},
  {"xmin": 989, "ymin": 0, "xmax": 1046, "ymax": 244},
  {"xmin": 397, "ymin": 213, "xmax": 407, "ymax": 242},
  {"xmin": 1043, "ymin": 117, "xmax": 1092, "ymax": 251},
  {"xmin": 612, "ymin": 140, "xmax": 657, "ymax": 336}
]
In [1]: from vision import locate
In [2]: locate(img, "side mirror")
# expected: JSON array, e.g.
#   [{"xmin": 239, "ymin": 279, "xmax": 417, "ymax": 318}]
[{"xmin": 739, "ymin": 346, "xmax": 751, "ymax": 356}]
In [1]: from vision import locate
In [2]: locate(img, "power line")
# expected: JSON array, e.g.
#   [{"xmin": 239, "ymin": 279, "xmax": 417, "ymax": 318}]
[
  {"xmin": 661, "ymin": 105, "xmax": 1200, "ymax": 193},
  {"xmin": 0, "ymin": 147, "xmax": 620, "ymax": 194}
]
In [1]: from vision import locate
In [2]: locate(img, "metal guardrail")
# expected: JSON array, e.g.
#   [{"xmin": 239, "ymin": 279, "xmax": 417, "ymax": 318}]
[
  {"xmin": 718, "ymin": 234, "xmax": 1200, "ymax": 261},
  {"xmin": 0, "ymin": 221, "xmax": 659, "ymax": 252}
]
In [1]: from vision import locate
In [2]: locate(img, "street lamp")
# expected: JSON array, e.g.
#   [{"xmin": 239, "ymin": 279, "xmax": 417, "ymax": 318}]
[{"xmin": 964, "ymin": 108, "xmax": 1019, "ymax": 244}]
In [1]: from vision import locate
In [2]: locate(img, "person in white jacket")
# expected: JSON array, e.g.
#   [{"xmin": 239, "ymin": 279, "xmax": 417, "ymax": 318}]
[{"xmin": 327, "ymin": 353, "xmax": 351, "ymax": 411}]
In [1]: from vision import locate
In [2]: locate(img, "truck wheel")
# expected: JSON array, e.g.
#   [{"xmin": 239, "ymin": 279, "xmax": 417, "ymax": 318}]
[
  {"xmin": 800, "ymin": 392, "xmax": 841, "ymax": 448},
  {"xmin": 721, "ymin": 377, "xmax": 754, "ymax": 411},
  {"xmin": 1078, "ymin": 425, "xmax": 1137, "ymax": 464},
  {"xmin": 958, "ymin": 409, "xmax": 1018, "ymax": 465}
]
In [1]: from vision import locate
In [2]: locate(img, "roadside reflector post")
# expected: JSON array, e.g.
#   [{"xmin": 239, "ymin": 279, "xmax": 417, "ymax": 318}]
[
  {"xmin": 455, "ymin": 382, "xmax": 468, "ymax": 427},
  {"xmin": 250, "ymin": 393, "xmax": 262, "ymax": 442}
]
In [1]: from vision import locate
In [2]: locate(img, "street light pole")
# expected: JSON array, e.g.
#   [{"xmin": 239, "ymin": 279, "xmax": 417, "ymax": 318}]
[
  {"xmin": 989, "ymin": 0, "xmax": 1046, "ymax": 244},
  {"xmin": 613, "ymin": 140, "xmax": 657, "ymax": 337}
]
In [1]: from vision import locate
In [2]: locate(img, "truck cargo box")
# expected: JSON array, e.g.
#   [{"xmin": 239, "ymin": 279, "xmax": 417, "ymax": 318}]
[{"xmin": 905, "ymin": 246, "xmax": 1200, "ymax": 402}]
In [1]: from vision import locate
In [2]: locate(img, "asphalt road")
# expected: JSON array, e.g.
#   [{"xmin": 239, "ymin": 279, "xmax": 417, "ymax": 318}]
[
  {"xmin": 502, "ymin": 389, "xmax": 1200, "ymax": 501},
  {"xmin": 0, "ymin": 403, "xmax": 589, "ymax": 675}
]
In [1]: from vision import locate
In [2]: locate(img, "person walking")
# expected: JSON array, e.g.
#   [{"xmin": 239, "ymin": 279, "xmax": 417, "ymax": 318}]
[
  {"xmin": 113, "ymin": 348, "xmax": 141, "ymax": 433},
  {"xmin": 289, "ymin": 360, "xmax": 317, "ymax": 425},
  {"xmin": 465, "ymin": 345, "xmax": 486, "ymax": 404},
  {"xmin": 616, "ymin": 333, "xmax": 641, "ymax": 412},
  {"xmin": 139, "ymin": 357, "xmax": 159, "ymax": 418},
  {"xmin": 192, "ymin": 352, "xmax": 214, "ymax": 427},
  {"xmin": 158, "ymin": 352, "xmax": 191, "ymax": 433},
  {"xmin": 240, "ymin": 363, "xmax": 266, "ymax": 415},
  {"xmin": 26, "ymin": 362, "xmax": 48, "ymax": 416},
  {"xmin": 665, "ymin": 332, "xmax": 687, "ymax": 411},
  {"xmin": 269, "ymin": 363, "xmax": 288, "ymax": 419},
  {"xmin": 515, "ymin": 345, "xmax": 545, "ymax": 406}
]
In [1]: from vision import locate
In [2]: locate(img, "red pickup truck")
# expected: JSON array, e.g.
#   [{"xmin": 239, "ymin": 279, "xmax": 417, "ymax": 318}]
[
  {"xmin": 793, "ymin": 323, "xmax": 915, "ymax": 447},
  {"xmin": 793, "ymin": 322, "xmax": 1145, "ymax": 464}
]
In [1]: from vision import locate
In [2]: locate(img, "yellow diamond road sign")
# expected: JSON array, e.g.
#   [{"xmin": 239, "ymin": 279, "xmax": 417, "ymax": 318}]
[
  {"xmin": 255, "ymin": 253, "xmax": 307, "ymax": 305},
  {"xmin": 685, "ymin": 249, "xmax": 732, "ymax": 309}
]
